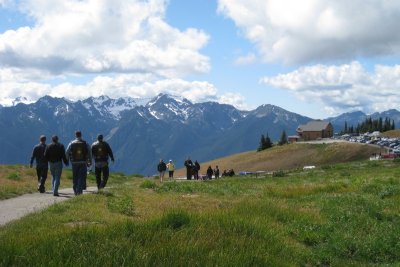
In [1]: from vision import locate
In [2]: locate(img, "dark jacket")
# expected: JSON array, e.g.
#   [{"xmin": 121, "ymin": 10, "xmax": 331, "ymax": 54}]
[
  {"xmin": 158, "ymin": 162, "xmax": 167, "ymax": 172},
  {"xmin": 207, "ymin": 166, "xmax": 213, "ymax": 177},
  {"xmin": 66, "ymin": 138, "xmax": 92, "ymax": 164},
  {"xmin": 91, "ymin": 140, "xmax": 114, "ymax": 162},
  {"xmin": 194, "ymin": 161, "xmax": 200, "ymax": 171},
  {"xmin": 45, "ymin": 142, "xmax": 69, "ymax": 165},
  {"xmin": 30, "ymin": 143, "xmax": 48, "ymax": 168},
  {"xmin": 184, "ymin": 160, "xmax": 193, "ymax": 170}
]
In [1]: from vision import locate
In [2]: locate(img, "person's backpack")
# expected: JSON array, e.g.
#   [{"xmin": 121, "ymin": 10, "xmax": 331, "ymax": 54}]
[
  {"xmin": 70, "ymin": 141, "xmax": 88, "ymax": 161},
  {"xmin": 93, "ymin": 141, "xmax": 107, "ymax": 160}
]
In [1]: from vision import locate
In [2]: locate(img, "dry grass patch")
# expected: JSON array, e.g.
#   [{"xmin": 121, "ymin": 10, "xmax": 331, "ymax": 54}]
[
  {"xmin": 175, "ymin": 142, "xmax": 381, "ymax": 177},
  {"xmin": 382, "ymin": 129, "xmax": 400, "ymax": 138}
]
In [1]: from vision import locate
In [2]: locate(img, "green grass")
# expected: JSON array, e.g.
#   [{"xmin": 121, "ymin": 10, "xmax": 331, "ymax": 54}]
[
  {"xmin": 1, "ymin": 160, "xmax": 400, "ymax": 266},
  {"xmin": 0, "ymin": 165, "xmax": 134, "ymax": 199},
  {"xmin": 6, "ymin": 172, "xmax": 21, "ymax": 181}
]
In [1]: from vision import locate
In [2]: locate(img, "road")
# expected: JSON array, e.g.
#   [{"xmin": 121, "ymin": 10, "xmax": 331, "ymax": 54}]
[{"xmin": 0, "ymin": 187, "xmax": 97, "ymax": 227}]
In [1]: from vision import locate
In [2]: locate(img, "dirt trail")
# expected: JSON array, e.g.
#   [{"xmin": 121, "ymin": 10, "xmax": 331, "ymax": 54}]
[{"xmin": 0, "ymin": 187, "xmax": 97, "ymax": 227}]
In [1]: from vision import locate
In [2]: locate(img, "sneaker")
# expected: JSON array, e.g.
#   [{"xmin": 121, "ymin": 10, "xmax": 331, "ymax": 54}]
[{"xmin": 53, "ymin": 193, "xmax": 59, "ymax": 197}]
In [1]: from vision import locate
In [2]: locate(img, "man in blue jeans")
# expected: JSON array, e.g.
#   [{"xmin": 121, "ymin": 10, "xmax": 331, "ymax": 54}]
[
  {"xmin": 66, "ymin": 131, "xmax": 92, "ymax": 195},
  {"xmin": 44, "ymin": 135, "xmax": 69, "ymax": 196}
]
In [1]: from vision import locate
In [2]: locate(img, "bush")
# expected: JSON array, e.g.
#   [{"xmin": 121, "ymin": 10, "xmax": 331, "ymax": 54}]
[
  {"xmin": 140, "ymin": 180, "xmax": 157, "ymax": 189},
  {"xmin": 107, "ymin": 195, "xmax": 135, "ymax": 216},
  {"xmin": 272, "ymin": 170, "xmax": 285, "ymax": 177},
  {"xmin": 158, "ymin": 210, "xmax": 190, "ymax": 230},
  {"xmin": 7, "ymin": 172, "xmax": 21, "ymax": 181}
]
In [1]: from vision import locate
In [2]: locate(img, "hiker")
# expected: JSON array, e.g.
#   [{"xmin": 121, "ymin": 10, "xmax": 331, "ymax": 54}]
[
  {"xmin": 184, "ymin": 157, "xmax": 193, "ymax": 180},
  {"xmin": 193, "ymin": 160, "xmax": 200, "ymax": 180},
  {"xmin": 30, "ymin": 135, "xmax": 48, "ymax": 193},
  {"xmin": 44, "ymin": 135, "xmax": 69, "ymax": 196},
  {"xmin": 214, "ymin": 165, "xmax": 220, "ymax": 179},
  {"xmin": 206, "ymin": 166, "xmax": 213, "ymax": 180},
  {"xmin": 166, "ymin": 159, "xmax": 175, "ymax": 180},
  {"xmin": 157, "ymin": 159, "xmax": 167, "ymax": 182},
  {"xmin": 66, "ymin": 131, "xmax": 92, "ymax": 195},
  {"xmin": 91, "ymin": 134, "xmax": 114, "ymax": 189}
]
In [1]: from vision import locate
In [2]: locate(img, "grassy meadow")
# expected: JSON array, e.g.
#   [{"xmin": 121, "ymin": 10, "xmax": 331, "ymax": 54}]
[
  {"xmin": 0, "ymin": 165, "xmax": 130, "ymax": 199},
  {"xmin": 1, "ymin": 156, "xmax": 400, "ymax": 266}
]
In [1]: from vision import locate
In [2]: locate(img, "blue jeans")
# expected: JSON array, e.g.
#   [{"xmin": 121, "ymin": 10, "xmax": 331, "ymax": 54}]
[
  {"xmin": 49, "ymin": 161, "xmax": 63, "ymax": 194},
  {"xmin": 72, "ymin": 163, "xmax": 87, "ymax": 195}
]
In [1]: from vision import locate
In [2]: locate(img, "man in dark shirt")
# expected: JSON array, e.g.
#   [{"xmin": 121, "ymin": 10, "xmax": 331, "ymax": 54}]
[
  {"xmin": 91, "ymin": 134, "xmax": 114, "ymax": 189},
  {"xmin": 44, "ymin": 135, "xmax": 69, "ymax": 196},
  {"xmin": 66, "ymin": 131, "xmax": 92, "ymax": 195},
  {"xmin": 30, "ymin": 135, "xmax": 48, "ymax": 193},
  {"xmin": 184, "ymin": 157, "xmax": 193, "ymax": 180}
]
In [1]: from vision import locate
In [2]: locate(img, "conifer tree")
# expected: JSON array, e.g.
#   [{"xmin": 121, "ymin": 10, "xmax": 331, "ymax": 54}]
[
  {"xmin": 265, "ymin": 133, "xmax": 273, "ymax": 149},
  {"xmin": 279, "ymin": 130, "xmax": 287, "ymax": 146},
  {"xmin": 257, "ymin": 134, "xmax": 266, "ymax": 151}
]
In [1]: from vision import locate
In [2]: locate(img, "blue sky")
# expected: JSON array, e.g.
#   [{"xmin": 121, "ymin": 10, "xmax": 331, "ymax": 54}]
[{"xmin": 1, "ymin": 0, "xmax": 400, "ymax": 119}]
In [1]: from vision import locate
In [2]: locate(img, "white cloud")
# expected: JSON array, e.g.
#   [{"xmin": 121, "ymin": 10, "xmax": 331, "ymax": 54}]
[
  {"xmin": 0, "ymin": 70, "xmax": 232, "ymax": 107},
  {"xmin": 0, "ymin": 0, "xmax": 10, "ymax": 7},
  {"xmin": 0, "ymin": 0, "xmax": 210, "ymax": 77},
  {"xmin": 234, "ymin": 53, "xmax": 256, "ymax": 65},
  {"xmin": 218, "ymin": 92, "xmax": 249, "ymax": 110},
  {"xmin": 261, "ymin": 61, "xmax": 400, "ymax": 115},
  {"xmin": 218, "ymin": 0, "xmax": 400, "ymax": 64}
]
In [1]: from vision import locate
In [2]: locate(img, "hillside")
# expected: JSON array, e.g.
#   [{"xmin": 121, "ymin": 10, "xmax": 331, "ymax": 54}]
[
  {"xmin": 175, "ymin": 141, "xmax": 382, "ymax": 176},
  {"xmin": 1, "ymin": 159, "xmax": 400, "ymax": 266},
  {"xmin": 382, "ymin": 129, "xmax": 400, "ymax": 138}
]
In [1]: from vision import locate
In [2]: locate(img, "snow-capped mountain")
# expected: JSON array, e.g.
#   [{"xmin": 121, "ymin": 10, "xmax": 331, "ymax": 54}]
[
  {"xmin": 1, "ymin": 93, "xmax": 399, "ymax": 174},
  {"xmin": 146, "ymin": 94, "xmax": 192, "ymax": 122},
  {"xmin": 81, "ymin": 95, "xmax": 137, "ymax": 119}
]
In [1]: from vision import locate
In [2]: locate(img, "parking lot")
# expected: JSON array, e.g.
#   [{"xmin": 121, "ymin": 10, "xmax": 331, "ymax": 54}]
[{"xmin": 338, "ymin": 133, "xmax": 400, "ymax": 154}]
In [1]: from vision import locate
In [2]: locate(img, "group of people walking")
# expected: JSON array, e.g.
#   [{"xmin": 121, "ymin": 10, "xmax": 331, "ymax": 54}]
[
  {"xmin": 30, "ymin": 131, "xmax": 114, "ymax": 196},
  {"xmin": 157, "ymin": 159, "xmax": 175, "ymax": 182},
  {"xmin": 184, "ymin": 157, "xmax": 220, "ymax": 180},
  {"xmin": 156, "ymin": 157, "xmax": 221, "ymax": 182}
]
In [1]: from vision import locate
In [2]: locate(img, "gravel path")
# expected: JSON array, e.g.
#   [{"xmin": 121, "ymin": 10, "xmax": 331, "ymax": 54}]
[{"xmin": 0, "ymin": 187, "xmax": 97, "ymax": 227}]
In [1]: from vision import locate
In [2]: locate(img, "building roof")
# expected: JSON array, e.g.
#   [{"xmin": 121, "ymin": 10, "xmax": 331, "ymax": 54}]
[{"xmin": 297, "ymin": 120, "xmax": 331, "ymax": 132}]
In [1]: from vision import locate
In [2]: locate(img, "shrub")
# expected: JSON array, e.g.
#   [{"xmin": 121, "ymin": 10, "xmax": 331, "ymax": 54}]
[
  {"xmin": 131, "ymin": 173, "xmax": 144, "ymax": 178},
  {"xmin": 107, "ymin": 195, "xmax": 135, "ymax": 216},
  {"xmin": 140, "ymin": 180, "xmax": 157, "ymax": 189},
  {"xmin": 272, "ymin": 170, "xmax": 285, "ymax": 177},
  {"xmin": 7, "ymin": 172, "xmax": 21, "ymax": 181},
  {"xmin": 158, "ymin": 210, "xmax": 190, "ymax": 230}
]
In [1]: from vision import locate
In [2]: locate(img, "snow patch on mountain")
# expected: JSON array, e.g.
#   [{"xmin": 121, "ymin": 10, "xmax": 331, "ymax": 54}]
[
  {"xmin": 54, "ymin": 104, "xmax": 72, "ymax": 116},
  {"xmin": 81, "ymin": 96, "xmax": 137, "ymax": 119}
]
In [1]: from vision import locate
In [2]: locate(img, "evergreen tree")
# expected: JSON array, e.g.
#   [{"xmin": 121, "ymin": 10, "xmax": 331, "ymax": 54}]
[
  {"xmin": 279, "ymin": 130, "xmax": 287, "ymax": 146},
  {"xmin": 257, "ymin": 134, "xmax": 266, "ymax": 152},
  {"xmin": 265, "ymin": 133, "xmax": 273, "ymax": 149},
  {"xmin": 257, "ymin": 133, "xmax": 273, "ymax": 151},
  {"xmin": 344, "ymin": 116, "xmax": 396, "ymax": 134},
  {"xmin": 378, "ymin": 117, "xmax": 383, "ymax": 132}
]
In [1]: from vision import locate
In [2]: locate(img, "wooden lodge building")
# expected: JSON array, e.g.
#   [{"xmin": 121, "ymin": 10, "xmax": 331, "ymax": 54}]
[{"xmin": 293, "ymin": 120, "xmax": 334, "ymax": 141}]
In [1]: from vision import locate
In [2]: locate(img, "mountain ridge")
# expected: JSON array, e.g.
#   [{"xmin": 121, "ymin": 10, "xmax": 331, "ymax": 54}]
[{"xmin": 1, "ymin": 94, "xmax": 399, "ymax": 174}]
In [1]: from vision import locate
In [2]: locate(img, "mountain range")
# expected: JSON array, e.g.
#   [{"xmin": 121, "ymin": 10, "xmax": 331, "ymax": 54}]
[{"xmin": 1, "ymin": 94, "xmax": 399, "ymax": 175}]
